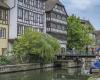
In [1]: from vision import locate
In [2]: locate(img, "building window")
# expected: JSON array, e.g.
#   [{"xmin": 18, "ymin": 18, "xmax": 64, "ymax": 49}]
[
  {"xmin": 51, "ymin": 13, "xmax": 56, "ymax": 19},
  {"xmin": 39, "ymin": 14, "xmax": 43, "ymax": 24},
  {"xmin": 0, "ymin": 27, "xmax": 6, "ymax": 39},
  {"xmin": 18, "ymin": 0, "xmax": 23, "ymax": 2},
  {"xmin": 18, "ymin": 8, "xmax": 23, "ymax": 19},
  {"xmin": 24, "ymin": 0, "xmax": 30, "ymax": 4},
  {"xmin": 39, "ymin": 1, "xmax": 43, "ymax": 9},
  {"xmin": 57, "ymin": 24, "xmax": 62, "ymax": 30},
  {"xmin": 24, "ymin": 10, "xmax": 29, "ymax": 21},
  {"xmin": 17, "ymin": 0, "xmax": 45, "ymax": 27},
  {"xmin": 34, "ymin": 0, "xmax": 38, "ymax": 8},
  {"xmin": 57, "ymin": 5, "xmax": 62, "ymax": 11},
  {"xmin": 57, "ymin": 15, "xmax": 61, "ymax": 20},
  {"xmin": 34, "ymin": 13, "xmax": 38, "ymax": 23},
  {"xmin": 61, "ymin": 47, "xmax": 65, "ymax": 54},
  {"xmin": 0, "ymin": 9, "xmax": 8, "ymax": 24},
  {"xmin": 17, "ymin": 25, "xmax": 24, "ymax": 35},
  {"xmin": 51, "ymin": 23, "xmax": 56, "ymax": 29},
  {"xmin": 47, "ymin": 22, "xmax": 50, "ymax": 28},
  {"xmin": 62, "ymin": 16, "xmax": 66, "ymax": 21}
]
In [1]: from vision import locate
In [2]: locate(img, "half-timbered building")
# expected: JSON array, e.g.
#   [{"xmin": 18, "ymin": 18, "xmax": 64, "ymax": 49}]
[
  {"xmin": 45, "ymin": 0, "xmax": 68, "ymax": 53},
  {"xmin": 5, "ymin": 0, "xmax": 47, "ymax": 51}
]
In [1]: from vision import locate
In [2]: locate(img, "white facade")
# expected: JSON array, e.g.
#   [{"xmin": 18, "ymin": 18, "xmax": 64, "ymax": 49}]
[
  {"xmin": 4, "ymin": 0, "xmax": 46, "ymax": 52},
  {"xmin": 6, "ymin": 0, "xmax": 18, "ymax": 39},
  {"xmin": 5, "ymin": 0, "xmax": 46, "ymax": 39}
]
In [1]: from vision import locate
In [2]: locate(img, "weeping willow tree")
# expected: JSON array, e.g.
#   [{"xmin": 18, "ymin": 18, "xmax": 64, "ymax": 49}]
[{"xmin": 13, "ymin": 29, "xmax": 60, "ymax": 63}]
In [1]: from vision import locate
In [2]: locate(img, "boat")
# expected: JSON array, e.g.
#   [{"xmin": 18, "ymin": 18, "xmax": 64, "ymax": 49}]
[{"xmin": 90, "ymin": 60, "xmax": 100, "ymax": 73}]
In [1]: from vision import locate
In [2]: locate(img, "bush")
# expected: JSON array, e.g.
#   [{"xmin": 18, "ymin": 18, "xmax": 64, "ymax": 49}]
[
  {"xmin": 13, "ymin": 29, "xmax": 60, "ymax": 63},
  {"xmin": 0, "ymin": 56, "xmax": 11, "ymax": 65}
]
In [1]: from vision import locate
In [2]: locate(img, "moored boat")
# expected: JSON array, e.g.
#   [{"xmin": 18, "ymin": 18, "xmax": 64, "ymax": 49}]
[{"xmin": 90, "ymin": 60, "xmax": 100, "ymax": 74}]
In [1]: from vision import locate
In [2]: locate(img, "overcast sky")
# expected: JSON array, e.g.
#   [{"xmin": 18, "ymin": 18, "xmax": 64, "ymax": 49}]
[{"xmin": 60, "ymin": 0, "xmax": 100, "ymax": 30}]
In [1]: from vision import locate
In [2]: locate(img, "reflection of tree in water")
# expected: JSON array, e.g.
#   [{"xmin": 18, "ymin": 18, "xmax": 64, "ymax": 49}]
[
  {"xmin": 0, "ymin": 69, "xmax": 53, "ymax": 80},
  {"xmin": 0, "ymin": 68, "xmax": 89, "ymax": 80}
]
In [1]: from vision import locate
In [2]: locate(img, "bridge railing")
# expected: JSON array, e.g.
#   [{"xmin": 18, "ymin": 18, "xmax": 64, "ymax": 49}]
[{"xmin": 65, "ymin": 50, "xmax": 96, "ymax": 56}]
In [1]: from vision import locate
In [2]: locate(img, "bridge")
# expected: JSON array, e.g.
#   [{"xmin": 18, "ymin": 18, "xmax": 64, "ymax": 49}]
[
  {"xmin": 54, "ymin": 53, "xmax": 99, "ymax": 68},
  {"xmin": 55, "ymin": 53, "xmax": 96, "ymax": 60}
]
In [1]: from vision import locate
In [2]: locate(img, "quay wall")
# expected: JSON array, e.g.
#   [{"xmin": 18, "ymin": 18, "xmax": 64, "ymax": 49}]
[{"xmin": 0, "ymin": 63, "xmax": 53, "ymax": 74}]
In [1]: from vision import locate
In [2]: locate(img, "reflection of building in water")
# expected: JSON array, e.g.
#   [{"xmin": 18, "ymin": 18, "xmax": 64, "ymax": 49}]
[
  {"xmin": 53, "ymin": 69, "xmax": 88, "ymax": 80},
  {"xmin": 67, "ymin": 68, "xmax": 78, "ymax": 75}
]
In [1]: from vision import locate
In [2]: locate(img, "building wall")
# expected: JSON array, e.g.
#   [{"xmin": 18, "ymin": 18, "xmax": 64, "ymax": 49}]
[
  {"xmin": 5, "ymin": 0, "xmax": 46, "ymax": 52},
  {"xmin": 95, "ymin": 31, "xmax": 100, "ymax": 46},
  {"xmin": 0, "ymin": 24, "xmax": 8, "ymax": 55},
  {"xmin": 0, "ymin": 1, "xmax": 9, "ymax": 55},
  {"xmin": 6, "ymin": 0, "xmax": 18, "ymax": 39},
  {"xmin": 46, "ymin": 2, "xmax": 67, "ymax": 53},
  {"xmin": 6, "ymin": 0, "xmax": 46, "ymax": 39}
]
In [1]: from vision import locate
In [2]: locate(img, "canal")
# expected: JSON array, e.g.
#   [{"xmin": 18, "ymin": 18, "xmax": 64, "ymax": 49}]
[{"xmin": 0, "ymin": 68, "xmax": 90, "ymax": 80}]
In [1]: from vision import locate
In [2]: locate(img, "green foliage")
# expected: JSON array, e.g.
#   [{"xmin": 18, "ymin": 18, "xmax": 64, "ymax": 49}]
[
  {"xmin": 88, "ymin": 77, "xmax": 96, "ymax": 80},
  {"xmin": 13, "ymin": 29, "xmax": 60, "ymax": 63},
  {"xmin": 67, "ymin": 15, "xmax": 94, "ymax": 50},
  {"xmin": 0, "ymin": 56, "xmax": 10, "ymax": 65}
]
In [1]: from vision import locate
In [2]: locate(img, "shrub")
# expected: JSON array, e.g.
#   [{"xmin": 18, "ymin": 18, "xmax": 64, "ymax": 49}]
[{"xmin": 0, "ymin": 56, "xmax": 10, "ymax": 65}]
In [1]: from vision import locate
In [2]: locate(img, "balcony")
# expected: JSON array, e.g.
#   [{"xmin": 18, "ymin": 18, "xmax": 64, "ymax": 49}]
[
  {"xmin": 53, "ymin": 8, "xmax": 66, "ymax": 15},
  {"xmin": 46, "ymin": 18, "xmax": 67, "ymax": 25},
  {"xmin": 46, "ymin": 28, "xmax": 67, "ymax": 34}
]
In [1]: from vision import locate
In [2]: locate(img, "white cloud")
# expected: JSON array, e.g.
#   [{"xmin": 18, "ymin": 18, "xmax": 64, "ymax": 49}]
[
  {"xmin": 61, "ymin": 0, "xmax": 100, "ymax": 10},
  {"xmin": 70, "ymin": 0, "xmax": 91, "ymax": 10}
]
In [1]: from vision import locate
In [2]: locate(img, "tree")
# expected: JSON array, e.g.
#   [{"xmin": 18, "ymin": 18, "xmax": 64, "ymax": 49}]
[
  {"xmin": 67, "ymin": 15, "xmax": 94, "ymax": 50},
  {"xmin": 13, "ymin": 29, "xmax": 60, "ymax": 63}
]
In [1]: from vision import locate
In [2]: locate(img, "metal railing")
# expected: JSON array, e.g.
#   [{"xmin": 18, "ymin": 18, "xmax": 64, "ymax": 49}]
[{"xmin": 63, "ymin": 50, "xmax": 96, "ymax": 56}]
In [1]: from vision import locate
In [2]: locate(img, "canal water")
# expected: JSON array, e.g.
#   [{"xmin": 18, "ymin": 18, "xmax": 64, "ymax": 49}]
[{"xmin": 0, "ymin": 68, "xmax": 90, "ymax": 80}]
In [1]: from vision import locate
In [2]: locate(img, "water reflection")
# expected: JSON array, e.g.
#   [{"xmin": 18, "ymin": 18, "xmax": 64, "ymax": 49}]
[{"xmin": 0, "ymin": 68, "xmax": 89, "ymax": 80}]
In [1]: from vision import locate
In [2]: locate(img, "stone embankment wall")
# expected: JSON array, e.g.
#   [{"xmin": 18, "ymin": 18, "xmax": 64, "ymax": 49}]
[{"xmin": 0, "ymin": 63, "xmax": 53, "ymax": 74}]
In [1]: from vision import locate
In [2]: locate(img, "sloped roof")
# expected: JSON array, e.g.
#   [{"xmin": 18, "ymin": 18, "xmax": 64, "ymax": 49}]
[
  {"xmin": 45, "ymin": 0, "xmax": 64, "ymax": 12},
  {"xmin": 81, "ymin": 19, "xmax": 90, "ymax": 24},
  {"xmin": 81, "ymin": 19, "xmax": 95, "ymax": 30},
  {"xmin": 0, "ymin": 1, "xmax": 9, "ymax": 9}
]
